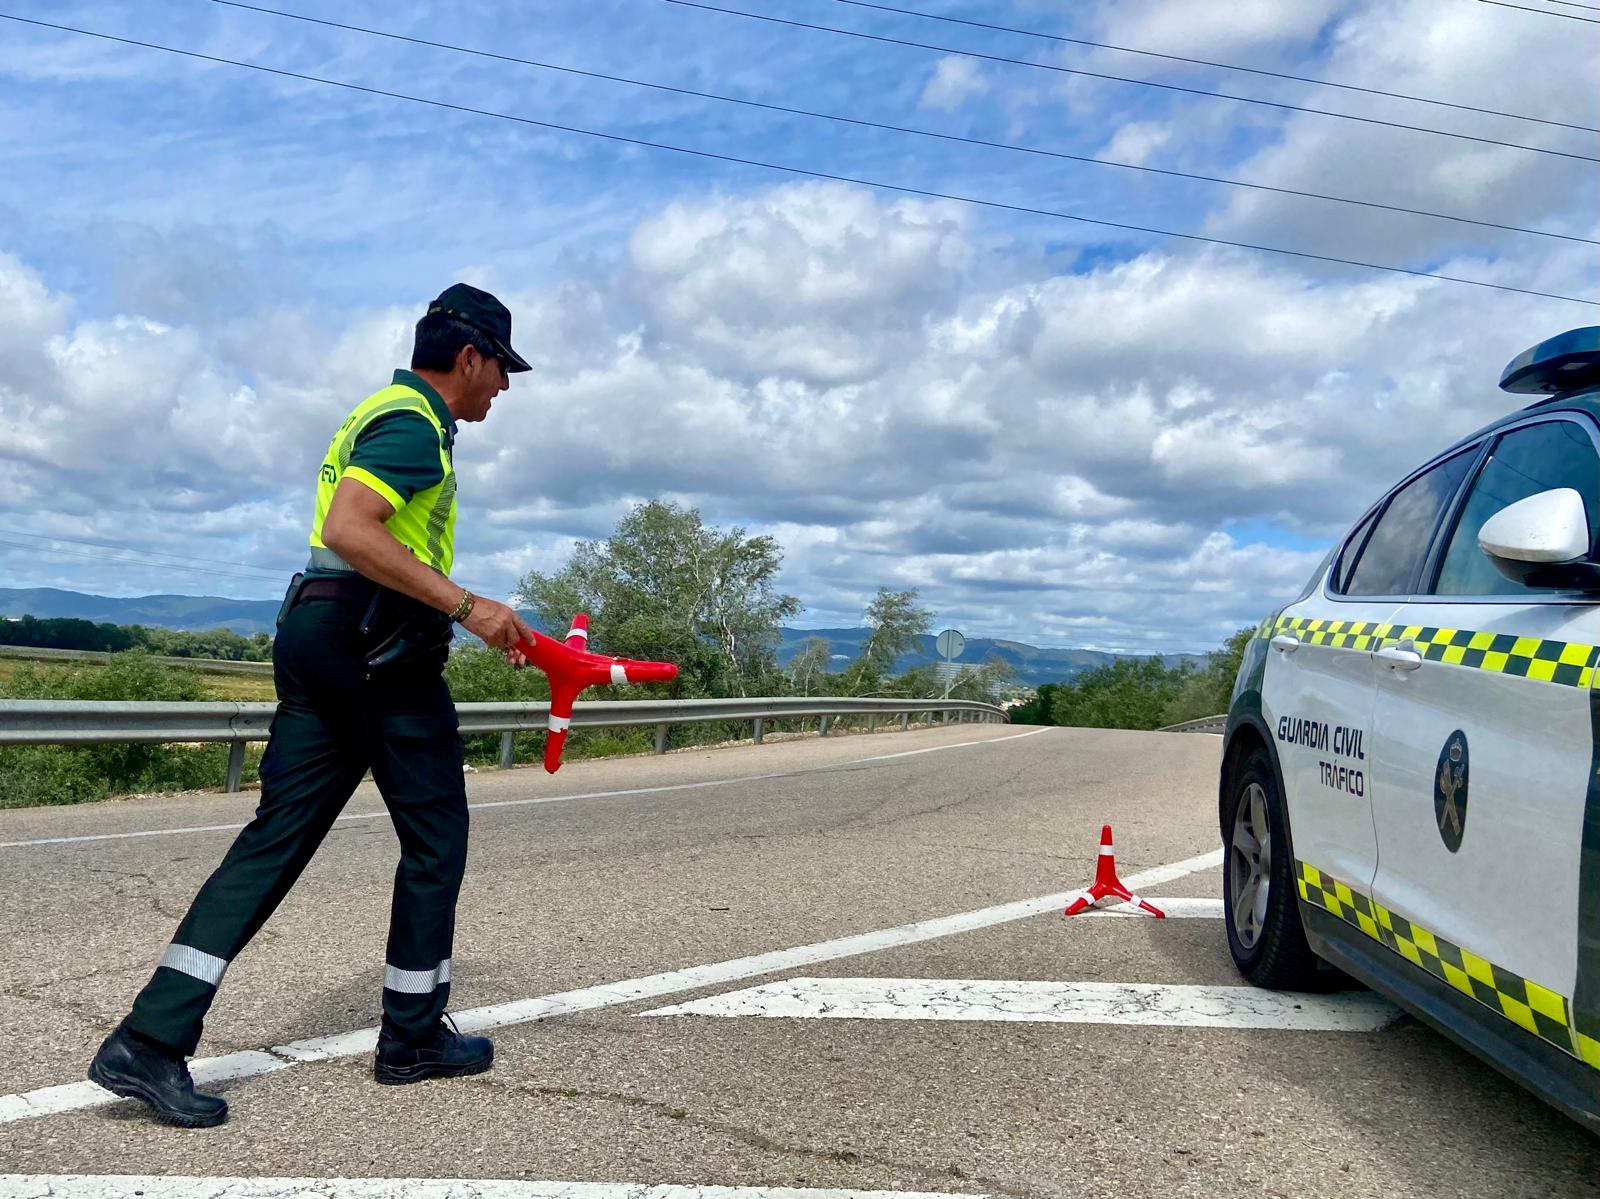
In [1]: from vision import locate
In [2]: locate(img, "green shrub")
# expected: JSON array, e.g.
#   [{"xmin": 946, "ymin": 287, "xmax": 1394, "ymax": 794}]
[{"xmin": 0, "ymin": 652, "xmax": 256, "ymax": 807}]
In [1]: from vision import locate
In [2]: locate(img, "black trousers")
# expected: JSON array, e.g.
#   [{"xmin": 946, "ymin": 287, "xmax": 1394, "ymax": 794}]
[{"xmin": 124, "ymin": 587, "xmax": 468, "ymax": 1056}]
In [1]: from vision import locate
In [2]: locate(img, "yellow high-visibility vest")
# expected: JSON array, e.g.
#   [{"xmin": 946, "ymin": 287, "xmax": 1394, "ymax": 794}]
[{"xmin": 308, "ymin": 383, "xmax": 457, "ymax": 574}]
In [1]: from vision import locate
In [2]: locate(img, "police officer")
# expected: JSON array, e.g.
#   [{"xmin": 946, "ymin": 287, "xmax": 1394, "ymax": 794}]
[{"xmin": 87, "ymin": 284, "xmax": 535, "ymax": 1127}]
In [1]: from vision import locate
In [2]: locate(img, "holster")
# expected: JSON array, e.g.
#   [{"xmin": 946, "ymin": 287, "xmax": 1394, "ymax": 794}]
[
  {"xmin": 359, "ymin": 586, "xmax": 454, "ymax": 677},
  {"xmin": 276, "ymin": 573, "xmax": 308, "ymax": 629}
]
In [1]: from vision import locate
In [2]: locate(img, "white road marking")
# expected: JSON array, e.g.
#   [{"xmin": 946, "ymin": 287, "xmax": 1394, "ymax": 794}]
[
  {"xmin": 0, "ymin": 843, "xmax": 1221, "ymax": 1126},
  {"xmin": 1075, "ymin": 896, "xmax": 1222, "ymax": 918},
  {"xmin": 0, "ymin": 1179, "xmax": 977, "ymax": 1199},
  {"xmin": 0, "ymin": 728, "xmax": 1050, "ymax": 849},
  {"xmin": 641, "ymin": 977, "xmax": 1398, "ymax": 1032}
]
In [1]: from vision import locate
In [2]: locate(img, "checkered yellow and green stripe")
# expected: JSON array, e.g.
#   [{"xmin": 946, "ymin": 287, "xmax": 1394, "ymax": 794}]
[
  {"xmin": 1297, "ymin": 861, "xmax": 1597, "ymax": 1066},
  {"xmin": 1264, "ymin": 616, "xmax": 1600, "ymax": 689}
]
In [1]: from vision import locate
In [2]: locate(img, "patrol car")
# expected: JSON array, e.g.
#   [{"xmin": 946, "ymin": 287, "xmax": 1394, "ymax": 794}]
[{"xmin": 1220, "ymin": 326, "xmax": 1600, "ymax": 1132}]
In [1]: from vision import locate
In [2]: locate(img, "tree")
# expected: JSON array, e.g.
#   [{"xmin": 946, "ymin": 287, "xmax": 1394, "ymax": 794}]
[
  {"xmin": 844, "ymin": 587, "xmax": 932, "ymax": 693},
  {"xmin": 947, "ymin": 654, "xmax": 1016, "ymax": 702},
  {"xmin": 514, "ymin": 501, "xmax": 800, "ymax": 698},
  {"xmin": 1160, "ymin": 626, "xmax": 1255, "ymax": 726},
  {"xmin": 787, "ymin": 637, "xmax": 832, "ymax": 696},
  {"xmin": 1051, "ymin": 657, "xmax": 1186, "ymax": 731},
  {"xmin": 1008, "ymin": 682, "xmax": 1058, "ymax": 726}
]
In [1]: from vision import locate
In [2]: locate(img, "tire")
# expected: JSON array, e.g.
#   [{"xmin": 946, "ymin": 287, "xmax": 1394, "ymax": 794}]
[{"xmin": 1224, "ymin": 747, "xmax": 1323, "ymax": 989}]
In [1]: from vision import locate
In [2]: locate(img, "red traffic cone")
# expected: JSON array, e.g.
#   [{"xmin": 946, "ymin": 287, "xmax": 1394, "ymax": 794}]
[
  {"xmin": 512, "ymin": 613, "xmax": 678, "ymax": 773},
  {"xmin": 1063, "ymin": 824, "xmax": 1165, "ymax": 918}
]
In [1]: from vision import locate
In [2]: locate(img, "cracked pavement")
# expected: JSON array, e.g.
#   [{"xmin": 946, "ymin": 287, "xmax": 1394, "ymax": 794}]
[{"xmin": 1, "ymin": 724, "xmax": 1597, "ymax": 1198}]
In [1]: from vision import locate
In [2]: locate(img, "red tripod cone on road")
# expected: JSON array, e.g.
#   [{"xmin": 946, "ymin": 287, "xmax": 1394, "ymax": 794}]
[
  {"xmin": 1062, "ymin": 824, "xmax": 1165, "ymax": 918},
  {"xmin": 512, "ymin": 613, "xmax": 677, "ymax": 774}
]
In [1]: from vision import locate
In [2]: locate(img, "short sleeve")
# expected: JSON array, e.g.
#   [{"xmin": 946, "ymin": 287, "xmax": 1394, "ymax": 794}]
[{"xmin": 345, "ymin": 412, "xmax": 446, "ymax": 510}]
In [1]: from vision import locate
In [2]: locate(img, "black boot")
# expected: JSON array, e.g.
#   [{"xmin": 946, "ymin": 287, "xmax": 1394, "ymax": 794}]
[
  {"xmin": 87, "ymin": 1024, "xmax": 228, "ymax": 1128},
  {"xmin": 374, "ymin": 1016, "xmax": 493, "ymax": 1085}
]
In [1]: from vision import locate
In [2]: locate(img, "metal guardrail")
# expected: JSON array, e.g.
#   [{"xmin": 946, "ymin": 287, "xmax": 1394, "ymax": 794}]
[
  {"xmin": 0, "ymin": 644, "xmax": 274, "ymax": 676},
  {"xmin": 0, "ymin": 696, "xmax": 1008, "ymax": 792},
  {"xmin": 1157, "ymin": 714, "xmax": 1228, "ymax": 734}
]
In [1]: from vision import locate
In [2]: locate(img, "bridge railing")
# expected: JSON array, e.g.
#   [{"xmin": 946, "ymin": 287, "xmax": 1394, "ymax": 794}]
[{"xmin": 0, "ymin": 696, "xmax": 1009, "ymax": 792}]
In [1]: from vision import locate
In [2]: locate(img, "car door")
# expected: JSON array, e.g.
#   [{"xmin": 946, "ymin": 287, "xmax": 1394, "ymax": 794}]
[
  {"xmin": 1369, "ymin": 414, "xmax": 1600, "ymax": 1063},
  {"xmin": 1264, "ymin": 447, "xmax": 1478, "ymax": 905}
]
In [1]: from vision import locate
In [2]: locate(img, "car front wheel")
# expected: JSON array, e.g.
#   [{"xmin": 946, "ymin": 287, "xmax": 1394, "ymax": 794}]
[{"xmin": 1224, "ymin": 747, "xmax": 1322, "ymax": 989}]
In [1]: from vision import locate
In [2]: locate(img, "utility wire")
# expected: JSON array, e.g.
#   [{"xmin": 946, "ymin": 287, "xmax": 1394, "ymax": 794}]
[
  {"xmin": 0, "ymin": 527, "xmax": 288, "ymax": 580},
  {"xmin": 3, "ymin": 13, "xmax": 1594, "ymax": 307},
  {"xmin": 208, "ymin": 0, "xmax": 1597, "ymax": 246},
  {"xmin": 1541, "ymin": 1, "xmax": 1600, "ymax": 12},
  {"xmin": 1476, "ymin": 0, "xmax": 1600, "ymax": 20},
  {"xmin": 663, "ymin": 0, "xmax": 1600, "ymax": 163},
  {"xmin": 818, "ymin": 0, "xmax": 1597, "ymax": 134}
]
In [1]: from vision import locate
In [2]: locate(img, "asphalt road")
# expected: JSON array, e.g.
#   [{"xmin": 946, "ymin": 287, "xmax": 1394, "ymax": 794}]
[{"xmin": 0, "ymin": 724, "xmax": 1595, "ymax": 1198}]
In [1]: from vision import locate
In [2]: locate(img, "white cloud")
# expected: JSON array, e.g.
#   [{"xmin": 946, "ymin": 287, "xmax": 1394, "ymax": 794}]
[
  {"xmin": 919, "ymin": 57, "xmax": 990, "ymax": 112},
  {"xmin": 1098, "ymin": 121, "xmax": 1172, "ymax": 167}
]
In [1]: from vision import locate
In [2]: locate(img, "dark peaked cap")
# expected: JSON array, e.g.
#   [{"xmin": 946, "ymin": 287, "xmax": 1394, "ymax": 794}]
[{"xmin": 427, "ymin": 283, "xmax": 531, "ymax": 373}]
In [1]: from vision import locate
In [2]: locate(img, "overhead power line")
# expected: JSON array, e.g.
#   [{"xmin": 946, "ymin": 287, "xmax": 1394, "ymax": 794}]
[
  {"xmin": 662, "ymin": 0, "xmax": 1600, "ymax": 163},
  {"xmin": 819, "ymin": 0, "xmax": 1598, "ymax": 134},
  {"xmin": 1476, "ymin": 0, "xmax": 1600, "ymax": 20},
  {"xmin": 208, "ymin": 0, "xmax": 1597, "ymax": 247},
  {"xmin": 2, "ymin": 13, "xmax": 1594, "ymax": 307}
]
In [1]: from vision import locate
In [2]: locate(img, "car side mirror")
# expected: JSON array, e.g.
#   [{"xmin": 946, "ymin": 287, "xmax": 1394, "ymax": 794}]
[{"xmin": 1478, "ymin": 488, "xmax": 1600, "ymax": 590}]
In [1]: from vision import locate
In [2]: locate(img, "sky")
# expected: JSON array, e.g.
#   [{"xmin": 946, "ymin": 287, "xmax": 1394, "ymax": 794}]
[{"xmin": 0, "ymin": 0, "xmax": 1596, "ymax": 653}]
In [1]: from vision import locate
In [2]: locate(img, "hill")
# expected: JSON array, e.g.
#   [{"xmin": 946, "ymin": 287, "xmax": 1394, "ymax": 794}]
[
  {"xmin": 777, "ymin": 627, "xmax": 1198, "ymax": 686},
  {"xmin": 0, "ymin": 588, "xmax": 281, "ymax": 635}
]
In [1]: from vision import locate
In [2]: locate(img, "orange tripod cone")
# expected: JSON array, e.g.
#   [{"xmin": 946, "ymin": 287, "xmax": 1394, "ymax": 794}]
[{"xmin": 1063, "ymin": 824, "xmax": 1165, "ymax": 918}]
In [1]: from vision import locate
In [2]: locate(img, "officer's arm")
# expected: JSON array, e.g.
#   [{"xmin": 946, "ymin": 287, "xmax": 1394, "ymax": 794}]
[{"xmin": 321, "ymin": 479, "xmax": 530, "ymax": 650}]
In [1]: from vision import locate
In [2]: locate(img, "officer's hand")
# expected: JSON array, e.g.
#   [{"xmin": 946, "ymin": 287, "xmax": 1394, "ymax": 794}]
[{"xmin": 462, "ymin": 596, "xmax": 531, "ymax": 652}]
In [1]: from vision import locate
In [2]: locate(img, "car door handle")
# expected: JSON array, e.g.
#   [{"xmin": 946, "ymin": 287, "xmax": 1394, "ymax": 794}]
[
  {"xmin": 1377, "ymin": 645, "xmax": 1423, "ymax": 672},
  {"xmin": 1269, "ymin": 634, "xmax": 1300, "ymax": 653}
]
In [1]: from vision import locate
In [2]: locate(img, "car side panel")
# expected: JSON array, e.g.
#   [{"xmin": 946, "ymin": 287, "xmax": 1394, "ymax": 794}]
[
  {"xmin": 1369, "ymin": 604, "xmax": 1597, "ymax": 1010},
  {"xmin": 1260, "ymin": 596, "xmax": 1402, "ymax": 900}
]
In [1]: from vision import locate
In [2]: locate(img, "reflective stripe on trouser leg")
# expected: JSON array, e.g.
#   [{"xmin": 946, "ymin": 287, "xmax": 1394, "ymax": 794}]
[
  {"xmin": 384, "ymin": 959, "xmax": 452, "ymax": 994},
  {"xmin": 159, "ymin": 944, "xmax": 230, "ymax": 987}
]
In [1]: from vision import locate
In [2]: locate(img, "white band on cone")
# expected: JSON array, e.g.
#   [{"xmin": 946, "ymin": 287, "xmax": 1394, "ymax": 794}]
[
  {"xmin": 548, "ymin": 715, "xmax": 571, "ymax": 732},
  {"xmin": 610, "ymin": 665, "xmax": 628, "ymax": 684},
  {"xmin": 565, "ymin": 626, "xmax": 587, "ymax": 642}
]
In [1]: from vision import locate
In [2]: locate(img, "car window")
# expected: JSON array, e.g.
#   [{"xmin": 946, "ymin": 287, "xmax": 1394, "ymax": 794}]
[
  {"xmin": 1434, "ymin": 420, "xmax": 1600, "ymax": 596},
  {"xmin": 1331, "ymin": 509, "xmax": 1378, "ymax": 594},
  {"xmin": 1345, "ymin": 449, "xmax": 1477, "ymax": 597}
]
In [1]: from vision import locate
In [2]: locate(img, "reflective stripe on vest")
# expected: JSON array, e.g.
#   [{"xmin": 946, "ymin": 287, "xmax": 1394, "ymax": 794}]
[{"xmin": 308, "ymin": 384, "xmax": 457, "ymax": 574}]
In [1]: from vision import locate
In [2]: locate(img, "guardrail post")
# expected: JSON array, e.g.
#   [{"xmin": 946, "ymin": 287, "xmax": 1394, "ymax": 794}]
[
  {"xmin": 943, "ymin": 710, "xmax": 952, "ymax": 725},
  {"xmin": 499, "ymin": 731, "xmax": 516, "ymax": 770},
  {"xmin": 819, "ymin": 715, "xmax": 830, "ymax": 736},
  {"xmin": 867, "ymin": 713, "xmax": 877, "ymax": 733},
  {"xmin": 655, "ymin": 723, "xmax": 670, "ymax": 754},
  {"xmin": 225, "ymin": 741, "xmax": 246, "ymax": 793},
  {"xmin": 899, "ymin": 712, "xmax": 908, "ymax": 730},
  {"xmin": 752, "ymin": 717, "xmax": 764, "ymax": 745}
]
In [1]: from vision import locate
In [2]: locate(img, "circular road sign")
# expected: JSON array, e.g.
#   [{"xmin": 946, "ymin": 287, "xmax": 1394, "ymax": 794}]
[{"xmin": 935, "ymin": 628, "xmax": 966, "ymax": 661}]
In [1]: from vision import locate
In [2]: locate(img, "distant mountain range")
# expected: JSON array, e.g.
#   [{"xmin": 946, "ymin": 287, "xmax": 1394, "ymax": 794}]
[
  {"xmin": 0, "ymin": 588, "xmax": 1199, "ymax": 685},
  {"xmin": 776, "ymin": 627, "xmax": 1199, "ymax": 685},
  {"xmin": 0, "ymin": 587, "xmax": 281, "ymax": 635}
]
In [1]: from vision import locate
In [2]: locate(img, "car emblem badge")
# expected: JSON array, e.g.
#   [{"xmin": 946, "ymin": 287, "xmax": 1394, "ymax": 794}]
[{"xmin": 1434, "ymin": 730, "xmax": 1469, "ymax": 853}]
